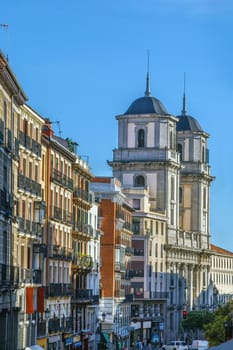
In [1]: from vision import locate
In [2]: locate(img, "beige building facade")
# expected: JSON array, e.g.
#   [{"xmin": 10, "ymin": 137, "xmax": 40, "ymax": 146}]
[{"xmin": 109, "ymin": 75, "xmax": 214, "ymax": 342}]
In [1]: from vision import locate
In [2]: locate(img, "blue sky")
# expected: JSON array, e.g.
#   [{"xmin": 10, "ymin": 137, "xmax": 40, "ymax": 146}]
[{"xmin": 1, "ymin": 0, "xmax": 233, "ymax": 250}]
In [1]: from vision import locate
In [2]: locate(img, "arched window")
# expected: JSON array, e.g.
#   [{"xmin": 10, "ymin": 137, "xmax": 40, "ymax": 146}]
[
  {"xmin": 138, "ymin": 129, "xmax": 145, "ymax": 148},
  {"xmin": 135, "ymin": 175, "xmax": 145, "ymax": 187},
  {"xmin": 177, "ymin": 143, "xmax": 183, "ymax": 161}
]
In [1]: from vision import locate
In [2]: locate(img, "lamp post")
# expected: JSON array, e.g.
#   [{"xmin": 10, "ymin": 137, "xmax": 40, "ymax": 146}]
[
  {"xmin": 45, "ymin": 308, "xmax": 50, "ymax": 349},
  {"xmin": 77, "ymin": 309, "xmax": 82, "ymax": 332},
  {"xmin": 99, "ymin": 312, "xmax": 106, "ymax": 350}
]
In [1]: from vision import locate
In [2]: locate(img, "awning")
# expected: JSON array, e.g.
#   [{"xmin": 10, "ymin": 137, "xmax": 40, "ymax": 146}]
[{"xmin": 25, "ymin": 345, "xmax": 45, "ymax": 350}]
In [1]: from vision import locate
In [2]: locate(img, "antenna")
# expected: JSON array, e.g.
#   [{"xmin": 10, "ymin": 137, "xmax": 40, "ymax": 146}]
[
  {"xmin": 0, "ymin": 24, "xmax": 9, "ymax": 61},
  {"xmin": 145, "ymin": 49, "xmax": 151, "ymax": 97},
  {"xmin": 52, "ymin": 120, "xmax": 62, "ymax": 137}
]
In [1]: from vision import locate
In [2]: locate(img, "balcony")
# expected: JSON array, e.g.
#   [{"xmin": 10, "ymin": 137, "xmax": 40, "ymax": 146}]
[
  {"xmin": 51, "ymin": 245, "xmax": 73, "ymax": 261},
  {"xmin": 46, "ymin": 283, "xmax": 73, "ymax": 297},
  {"xmin": 19, "ymin": 268, "xmax": 32, "ymax": 284},
  {"xmin": 72, "ymin": 289, "xmax": 94, "ymax": 303},
  {"xmin": 17, "ymin": 217, "xmax": 42, "ymax": 238},
  {"xmin": 33, "ymin": 269, "xmax": 42, "ymax": 284},
  {"xmin": 134, "ymin": 249, "xmax": 144, "ymax": 256},
  {"xmin": 125, "ymin": 247, "xmax": 134, "ymax": 255},
  {"xmin": 50, "ymin": 205, "xmax": 62, "ymax": 221},
  {"xmin": 31, "ymin": 139, "xmax": 42, "ymax": 157},
  {"xmin": 115, "ymin": 262, "xmax": 126, "ymax": 272},
  {"xmin": 51, "ymin": 168, "xmax": 63, "ymax": 185},
  {"xmin": 63, "ymin": 174, "xmax": 73, "ymax": 191},
  {"xmin": 123, "ymin": 222, "xmax": 132, "ymax": 231},
  {"xmin": 73, "ymin": 188, "xmax": 92, "ymax": 204},
  {"xmin": 48, "ymin": 317, "xmax": 60, "ymax": 334},
  {"xmin": 37, "ymin": 320, "xmax": 46, "ymax": 337},
  {"xmin": 18, "ymin": 174, "xmax": 41, "ymax": 197},
  {"xmin": 0, "ymin": 264, "xmax": 19, "ymax": 290},
  {"xmin": 72, "ymin": 254, "xmax": 93, "ymax": 272},
  {"xmin": 63, "ymin": 210, "xmax": 73, "ymax": 225},
  {"xmin": 128, "ymin": 270, "xmax": 144, "ymax": 278},
  {"xmin": 114, "ymin": 289, "xmax": 125, "ymax": 298}
]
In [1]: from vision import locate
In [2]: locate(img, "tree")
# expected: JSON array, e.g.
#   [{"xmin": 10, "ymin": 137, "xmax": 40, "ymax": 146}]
[
  {"xmin": 203, "ymin": 302, "xmax": 233, "ymax": 347},
  {"xmin": 182, "ymin": 310, "xmax": 214, "ymax": 338}
]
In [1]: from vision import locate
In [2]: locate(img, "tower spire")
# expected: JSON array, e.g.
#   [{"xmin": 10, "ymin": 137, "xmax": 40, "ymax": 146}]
[
  {"xmin": 182, "ymin": 72, "xmax": 187, "ymax": 115},
  {"xmin": 145, "ymin": 49, "xmax": 151, "ymax": 97}
]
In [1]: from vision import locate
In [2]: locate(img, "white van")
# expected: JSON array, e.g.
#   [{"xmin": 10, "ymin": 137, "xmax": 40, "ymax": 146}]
[{"xmin": 190, "ymin": 340, "xmax": 209, "ymax": 350}]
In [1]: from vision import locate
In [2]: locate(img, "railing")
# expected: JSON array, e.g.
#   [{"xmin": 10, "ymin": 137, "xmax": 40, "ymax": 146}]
[
  {"xmin": 72, "ymin": 289, "xmax": 93, "ymax": 302},
  {"xmin": 51, "ymin": 245, "xmax": 73, "ymax": 260},
  {"xmin": 63, "ymin": 210, "xmax": 73, "ymax": 224},
  {"xmin": 0, "ymin": 264, "xmax": 19, "ymax": 289},
  {"xmin": 114, "ymin": 289, "xmax": 125, "ymax": 298},
  {"xmin": 37, "ymin": 320, "xmax": 46, "ymax": 337},
  {"xmin": 46, "ymin": 283, "xmax": 73, "ymax": 297},
  {"xmin": 73, "ymin": 188, "xmax": 92, "ymax": 203},
  {"xmin": 19, "ymin": 131, "xmax": 41, "ymax": 157},
  {"xmin": 72, "ymin": 253, "xmax": 93, "ymax": 270},
  {"xmin": 17, "ymin": 217, "xmax": 42, "ymax": 238},
  {"xmin": 125, "ymin": 247, "xmax": 134, "ymax": 255},
  {"xmin": 128, "ymin": 270, "xmax": 144, "ymax": 278},
  {"xmin": 33, "ymin": 269, "xmax": 42, "ymax": 284},
  {"xmin": 123, "ymin": 222, "xmax": 132, "ymax": 231},
  {"xmin": 31, "ymin": 139, "xmax": 41, "ymax": 157},
  {"xmin": 115, "ymin": 262, "xmax": 126, "ymax": 272},
  {"xmin": 18, "ymin": 174, "xmax": 41, "ymax": 197},
  {"xmin": 48, "ymin": 317, "xmax": 60, "ymax": 333},
  {"xmin": 50, "ymin": 206, "xmax": 72, "ymax": 225},
  {"xmin": 134, "ymin": 249, "xmax": 144, "ymax": 256},
  {"xmin": 149, "ymin": 291, "xmax": 169, "ymax": 299},
  {"xmin": 19, "ymin": 268, "xmax": 32, "ymax": 284}
]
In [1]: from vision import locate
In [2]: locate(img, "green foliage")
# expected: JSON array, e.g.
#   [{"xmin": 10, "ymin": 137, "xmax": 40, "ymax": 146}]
[
  {"xmin": 203, "ymin": 301, "xmax": 233, "ymax": 347},
  {"xmin": 182, "ymin": 310, "xmax": 214, "ymax": 331},
  {"xmin": 204, "ymin": 316, "xmax": 225, "ymax": 346}
]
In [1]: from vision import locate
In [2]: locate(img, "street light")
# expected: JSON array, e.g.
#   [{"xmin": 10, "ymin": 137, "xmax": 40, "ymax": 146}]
[
  {"xmin": 45, "ymin": 308, "xmax": 50, "ymax": 348},
  {"xmin": 99, "ymin": 312, "xmax": 106, "ymax": 350},
  {"xmin": 77, "ymin": 309, "xmax": 82, "ymax": 332}
]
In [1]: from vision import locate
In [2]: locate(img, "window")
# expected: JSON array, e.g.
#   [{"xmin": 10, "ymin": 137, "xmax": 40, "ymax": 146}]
[
  {"xmin": 34, "ymin": 164, "xmax": 38, "ymax": 182},
  {"xmin": 177, "ymin": 143, "xmax": 183, "ymax": 160},
  {"xmin": 202, "ymin": 146, "xmax": 205, "ymax": 162},
  {"xmin": 133, "ymin": 199, "xmax": 140, "ymax": 210},
  {"xmin": 132, "ymin": 220, "xmax": 140, "ymax": 235},
  {"xmin": 171, "ymin": 177, "xmax": 175, "ymax": 200},
  {"xmin": 179, "ymin": 187, "xmax": 183, "ymax": 204},
  {"xmin": 203, "ymin": 188, "xmax": 207, "ymax": 209},
  {"xmin": 138, "ymin": 129, "xmax": 145, "ymax": 147},
  {"xmin": 135, "ymin": 175, "xmax": 145, "ymax": 187}
]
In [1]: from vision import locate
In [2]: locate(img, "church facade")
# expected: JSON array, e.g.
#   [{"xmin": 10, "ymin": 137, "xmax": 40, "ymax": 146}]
[{"xmin": 108, "ymin": 73, "xmax": 214, "ymax": 341}]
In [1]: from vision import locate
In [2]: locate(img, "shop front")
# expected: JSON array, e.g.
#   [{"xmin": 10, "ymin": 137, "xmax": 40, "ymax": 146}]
[{"xmin": 48, "ymin": 334, "xmax": 62, "ymax": 350}]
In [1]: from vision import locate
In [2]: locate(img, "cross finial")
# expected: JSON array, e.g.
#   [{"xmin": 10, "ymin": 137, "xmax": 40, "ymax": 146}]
[
  {"xmin": 145, "ymin": 49, "xmax": 151, "ymax": 97},
  {"xmin": 182, "ymin": 72, "xmax": 187, "ymax": 115}
]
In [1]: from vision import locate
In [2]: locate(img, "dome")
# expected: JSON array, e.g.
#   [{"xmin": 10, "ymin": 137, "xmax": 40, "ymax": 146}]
[
  {"xmin": 124, "ymin": 72, "xmax": 169, "ymax": 115},
  {"xmin": 176, "ymin": 114, "xmax": 203, "ymax": 132},
  {"xmin": 124, "ymin": 96, "xmax": 168, "ymax": 115}
]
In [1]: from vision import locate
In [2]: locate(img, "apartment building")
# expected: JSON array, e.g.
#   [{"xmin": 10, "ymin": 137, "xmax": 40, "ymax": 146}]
[
  {"xmin": 90, "ymin": 177, "xmax": 134, "ymax": 350},
  {"xmin": 72, "ymin": 154, "xmax": 99, "ymax": 350},
  {"xmin": 42, "ymin": 120, "xmax": 75, "ymax": 350},
  {"xmin": 16, "ymin": 104, "xmax": 45, "ymax": 350},
  {"xmin": 0, "ymin": 51, "xmax": 28, "ymax": 349},
  {"xmin": 210, "ymin": 244, "xmax": 233, "ymax": 307}
]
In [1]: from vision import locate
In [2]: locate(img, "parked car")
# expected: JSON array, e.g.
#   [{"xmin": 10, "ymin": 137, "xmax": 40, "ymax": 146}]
[
  {"xmin": 190, "ymin": 340, "xmax": 209, "ymax": 350},
  {"xmin": 162, "ymin": 340, "xmax": 189, "ymax": 350}
]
